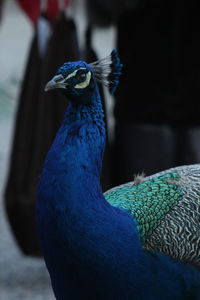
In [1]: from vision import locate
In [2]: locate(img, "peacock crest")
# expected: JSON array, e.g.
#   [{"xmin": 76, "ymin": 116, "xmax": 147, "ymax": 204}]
[{"xmin": 90, "ymin": 49, "xmax": 123, "ymax": 94}]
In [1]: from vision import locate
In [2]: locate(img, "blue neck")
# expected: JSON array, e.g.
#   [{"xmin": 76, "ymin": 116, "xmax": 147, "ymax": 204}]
[
  {"xmin": 41, "ymin": 86, "xmax": 106, "ymax": 206},
  {"xmin": 64, "ymin": 88, "xmax": 105, "ymax": 125}
]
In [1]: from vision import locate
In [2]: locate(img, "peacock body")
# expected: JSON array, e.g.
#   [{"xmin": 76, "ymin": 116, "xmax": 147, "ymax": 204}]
[{"xmin": 37, "ymin": 51, "xmax": 200, "ymax": 300}]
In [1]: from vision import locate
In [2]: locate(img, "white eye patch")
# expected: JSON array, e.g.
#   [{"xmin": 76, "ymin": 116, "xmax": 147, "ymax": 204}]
[
  {"xmin": 75, "ymin": 71, "xmax": 91, "ymax": 89},
  {"xmin": 65, "ymin": 69, "xmax": 81, "ymax": 80},
  {"xmin": 65, "ymin": 68, "xmax": 86, "ymax": 80}
]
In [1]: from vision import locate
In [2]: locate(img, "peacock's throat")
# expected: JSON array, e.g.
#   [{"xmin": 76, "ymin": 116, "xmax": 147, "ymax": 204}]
[{"xmin": 64, "ymin": 87, "xmax": 105, "ymax": 125}]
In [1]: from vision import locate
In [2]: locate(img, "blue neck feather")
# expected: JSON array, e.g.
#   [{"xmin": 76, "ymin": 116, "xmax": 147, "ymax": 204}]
[
  {"xmin": 40, "ymin": 85, "xmax": 106, "ymax": 203},
  {"xmin": 64, "ymin": 87, "xmax": 104, "ymax": 125}
]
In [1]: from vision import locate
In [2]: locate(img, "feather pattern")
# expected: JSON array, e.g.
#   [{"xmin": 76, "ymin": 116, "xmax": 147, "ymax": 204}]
[{"xmin": 105, "ymin": 164, "xmax": 200, "ymax": 268}]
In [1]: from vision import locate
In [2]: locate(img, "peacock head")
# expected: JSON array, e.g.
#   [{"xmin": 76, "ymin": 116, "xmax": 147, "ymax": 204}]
[{"xmin": 44, "ymin": 50, "xmax": 123, "ymax": 104}]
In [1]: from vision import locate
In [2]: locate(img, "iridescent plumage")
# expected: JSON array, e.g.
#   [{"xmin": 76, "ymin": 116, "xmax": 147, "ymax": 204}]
[{"xmin": 105, "ymin": 164, "xmax": 200, "ymax": 268}]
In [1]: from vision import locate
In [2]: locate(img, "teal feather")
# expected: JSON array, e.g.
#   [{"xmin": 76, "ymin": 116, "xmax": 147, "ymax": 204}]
[
  {"xmin": 105, "ymin": 164, "xmax": 200, "ymax": 268},
  {"xmin": 105, "ymin": 172, "xmax": 184, "ymax": 242}
]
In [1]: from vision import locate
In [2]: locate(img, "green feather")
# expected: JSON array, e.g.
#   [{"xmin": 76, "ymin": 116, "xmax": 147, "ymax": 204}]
[{"xmin": 105, "ymin": 172, "xmax": 185, "ymax": 243}]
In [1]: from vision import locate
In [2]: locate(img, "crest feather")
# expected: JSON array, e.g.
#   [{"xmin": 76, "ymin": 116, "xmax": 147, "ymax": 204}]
[{"xmin": 90, "ymin": 49, "xmax": 123, "ymax": 94}]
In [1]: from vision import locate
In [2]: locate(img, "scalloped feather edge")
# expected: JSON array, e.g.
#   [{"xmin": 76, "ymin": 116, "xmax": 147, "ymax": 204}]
[{"xmin": 90, "ymin": 49, "xmax": 123, "ymax": 94}]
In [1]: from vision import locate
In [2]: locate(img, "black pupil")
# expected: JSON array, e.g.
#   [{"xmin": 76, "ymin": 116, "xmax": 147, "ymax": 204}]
[{"xmin": 76, "ymin": 71, "xmax": 87, "ymax": 81}]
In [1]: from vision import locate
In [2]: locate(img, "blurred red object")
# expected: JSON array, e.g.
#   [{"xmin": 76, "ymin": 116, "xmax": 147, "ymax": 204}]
[
  {"xmin": 17, "ymin": 0, "xmax": 71, "ymax": 24},
  {"xmin": 17, "ymin": 0, "xmax": 40, "ymax": 24}
]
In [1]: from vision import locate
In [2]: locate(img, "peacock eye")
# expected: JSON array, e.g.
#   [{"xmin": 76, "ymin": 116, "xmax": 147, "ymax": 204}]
[{"xmin": 76, "ymin": 70, "xmax": 87, "ymax": 82}]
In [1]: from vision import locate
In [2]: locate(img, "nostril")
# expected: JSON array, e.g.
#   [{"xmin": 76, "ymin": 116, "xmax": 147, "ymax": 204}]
[{"xmin": 54, "ymin": 74, "xmax": 64, "ymax": 82}]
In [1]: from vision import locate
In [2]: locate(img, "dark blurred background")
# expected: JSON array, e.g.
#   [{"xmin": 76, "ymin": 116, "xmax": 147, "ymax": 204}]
[{"xmin": 1, "ymin": 0, "xmax": 200, "ymax": 298}]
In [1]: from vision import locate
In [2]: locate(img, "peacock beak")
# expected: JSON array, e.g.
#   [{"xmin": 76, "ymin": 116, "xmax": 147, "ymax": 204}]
[{"xmin": 44, "ymin": 74, "xmax": 68, "ymax": 92}]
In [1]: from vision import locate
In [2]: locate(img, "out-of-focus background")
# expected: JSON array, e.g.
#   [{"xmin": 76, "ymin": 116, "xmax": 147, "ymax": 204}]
[
  {"xmin": 0, "ymin": 2, "xmax": 54, "ymax": 299},
  {"xmin": 1, "ymin": 0, "xmax": 200, "ymax": 299}
]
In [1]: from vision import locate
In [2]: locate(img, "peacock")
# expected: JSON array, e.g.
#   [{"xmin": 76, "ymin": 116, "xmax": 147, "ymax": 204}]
[{"xmin": 37, "ymin": 50, "xmax": 200, "ymax": 300}]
